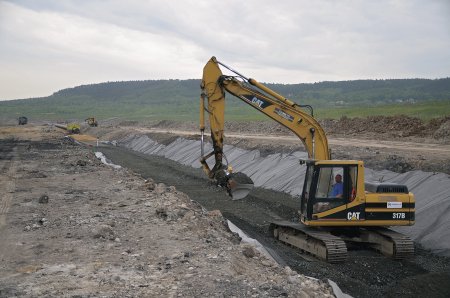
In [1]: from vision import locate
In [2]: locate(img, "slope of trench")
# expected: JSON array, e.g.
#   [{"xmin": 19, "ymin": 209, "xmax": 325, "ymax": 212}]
[
  {"xmin": 100, "ymin": 145, "xmax": 450, "ymax": 298},
  {"xmin": 112, "ymin": 134, "xmax": 450, "ymax": 256}
]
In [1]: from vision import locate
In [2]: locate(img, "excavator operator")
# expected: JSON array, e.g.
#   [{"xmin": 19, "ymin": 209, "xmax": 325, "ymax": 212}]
[{"xmin": 330, "ymin": 174, "xmax": 343, "ymax": 198}]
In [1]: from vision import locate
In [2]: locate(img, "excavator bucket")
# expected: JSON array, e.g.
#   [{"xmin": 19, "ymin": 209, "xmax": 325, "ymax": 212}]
[{"xmin": 227, "ymin": 172, "xmax": 254, "ymax": 200}]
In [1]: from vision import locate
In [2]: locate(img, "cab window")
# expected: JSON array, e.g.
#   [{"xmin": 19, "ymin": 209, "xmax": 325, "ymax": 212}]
[
  {"xmin": 301, "ymin": 165, "xmax": 314, "ymax": 214},
  {"xmin": 313, "ymin": 166, "xmax": 345, "ymax": 213},
  {"xmin": 315, "ymin": 167, "xmax": 344, "ymax": 199}
]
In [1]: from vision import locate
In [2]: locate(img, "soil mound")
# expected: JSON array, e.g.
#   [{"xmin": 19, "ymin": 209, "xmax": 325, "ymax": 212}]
[
  {"xmin": 320, "ymin": 115, "xmax": 450, "ymax": 140},
  {"xmin": 139, "ymin": 115, "xmax": 450, "ymax": 142}
]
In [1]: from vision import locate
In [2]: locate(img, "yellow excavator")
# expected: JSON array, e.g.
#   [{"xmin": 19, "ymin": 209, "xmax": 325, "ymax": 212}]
[
  {"xmin": 200, "ymin": 57, "xmax": 415, "ymax": 262},
  {"xmin": 55, "ymin": 122, "xmax": 80, "ymax": 134}
]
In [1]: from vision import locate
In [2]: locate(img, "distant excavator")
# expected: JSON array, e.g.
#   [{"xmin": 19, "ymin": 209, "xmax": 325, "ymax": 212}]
[
  {"xmin": 199, "ymin": 56, "xmax": 415, "ymax": 262},
  {"xmin": 85, "ymin": 117, "xmax": 98, "ymax": 127},
  {"xmin": 54, "ymin": 123, "xmax": 80, "ymax": 134},
  {"xmin": 18, "ymin": 116, "xmax": 28, "ymax": 125}
]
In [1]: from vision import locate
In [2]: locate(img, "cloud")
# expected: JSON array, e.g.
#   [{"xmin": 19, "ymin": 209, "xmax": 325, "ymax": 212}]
[{"xmin": 0, "ymin": 0, "xmax": 449, "ymax": 99}]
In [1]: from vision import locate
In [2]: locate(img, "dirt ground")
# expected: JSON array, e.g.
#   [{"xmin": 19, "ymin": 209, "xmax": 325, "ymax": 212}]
[
  {"xmin": 2, "ymin": 117, "xmax": 450, "ymax": 298},
  {"xmin": 86, "ymin": 116, "xmax": 450, "ymax": 298},
  {"xmin": 95, "ymin": 137, "xmax": 450, "ymax": 298},
  {"xmin": 0, "ymin": 125, "xmax": 334, "ymax": 297}
]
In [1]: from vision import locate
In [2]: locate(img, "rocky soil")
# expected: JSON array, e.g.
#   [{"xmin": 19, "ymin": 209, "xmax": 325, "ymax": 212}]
[
  {"xmin": 81, "ymin": 115, "xmax": 450, "ymax": 298},
  {"xmin": 0, "ymin": 125, "xmax": 334, "ymax": 297},
  {"xmin": 93, "ymin": 133, "xmax": 450, "ymax": 298},
  {"xmin": 2, "ymin": 114, "xmax": 450, "ymax": 298},
  {"xmin": 129, "ymin": 115, "xmax": 450, "ymax": 143}
]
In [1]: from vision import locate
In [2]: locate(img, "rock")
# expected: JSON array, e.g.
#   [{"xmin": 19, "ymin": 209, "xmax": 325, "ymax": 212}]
[
  {"xmin": 385, "ymin": 155, "xmax": 413, "ymax": 173},
  {"xmin": 208, "ymin": 210, "xmax": 223, "ymax": 218},
  {"xmin": 242, "ymin": 245, "xmax": 258, "ymax": 258},
  {"xmin": 283, "ymin": 266, "xmax": 294, "ymax": 276},
  {"xmin": 92, "ymin": 224, "xmax": 115, "ymax": 240},
  {"xmin": 297, "ymin": 290, "xmax": 310, "ymax": 298},
  {"xmin": 182, "ymin": 210, "xmax": 195, "ymax": 220},
  {"xmin": 175, "ymin": 208, "xmax": 188, "ymax": 218},
  {"xmin": 143, "ymin": 179, "xmax": 155, "ymax": 191},
  {"xmin": 76, "ymin": 160, "xmax": 87, "ymax": 166},
  {"xmin": 118, "ymin": 201, "xmax": 128, "ymax": 207},
  {"xmin": 155, "ymin": 183, "xmax": 167, "ymax": 194},
  {"xmin": 38, "ymin": 195, "xmax": 49, "ymax": 204},
  {"xmin": 156, "ymin": 207, "xmax": 168, "ymax": 220}
]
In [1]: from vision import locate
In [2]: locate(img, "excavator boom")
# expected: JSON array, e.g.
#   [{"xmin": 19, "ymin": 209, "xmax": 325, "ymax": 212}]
[
  {"xmin": 200, "ymin": 57, "xmax": 330, "ymax": 199},
  {"xmin": 201, "ymin": 57, "xmax": 330, "ymax": 161}
]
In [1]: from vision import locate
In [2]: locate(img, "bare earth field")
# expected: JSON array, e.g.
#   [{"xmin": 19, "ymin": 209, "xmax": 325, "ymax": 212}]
[
  {"xmin": 2, "ymin": 117, "xmax": 450, "ymax": 298},
  {"xmin": 0, "ymin": 125, "xmax": 334, "ymax": 297}
]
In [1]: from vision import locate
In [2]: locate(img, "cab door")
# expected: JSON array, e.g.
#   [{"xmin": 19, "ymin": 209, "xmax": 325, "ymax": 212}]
[
  {"xmin": 300, "ymin": 164, "xmax": 315, "ymax": 220},
  {"xmin": 304, "ymin": 164, "xmax": 363, "ymax": 222}
]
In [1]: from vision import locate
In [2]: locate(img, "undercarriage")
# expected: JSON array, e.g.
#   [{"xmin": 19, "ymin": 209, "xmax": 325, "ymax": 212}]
[{"xmin": 270, "ymin": 221, "xmax": 414, "ymax": 263}]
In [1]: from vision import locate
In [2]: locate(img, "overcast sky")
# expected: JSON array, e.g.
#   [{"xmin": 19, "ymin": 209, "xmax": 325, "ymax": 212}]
[{"xmin": 1, "ymin": 0, "xmax": 449, "ymax": 100}]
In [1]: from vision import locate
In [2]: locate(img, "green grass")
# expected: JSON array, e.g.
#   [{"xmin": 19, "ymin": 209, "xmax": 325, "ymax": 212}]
[
  {"xmin": 224, "ymin": 100, "xmax": 450, "ymax": 121},
  {"xmin": 314, "ymin": 100, "xmax": 450, "ymax": 120},
  {"xmin": 1, "ymin": 99, "xmax": 449, "ymax": 122},
  {"xmin": 2, "ymin": 78, "xmax": 449, "ymax": 122}
]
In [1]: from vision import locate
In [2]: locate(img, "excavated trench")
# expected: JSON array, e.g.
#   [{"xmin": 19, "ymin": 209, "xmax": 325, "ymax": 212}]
[{"xmin": 100, "ymin": 145, "xmax": 450, "ymax": 298}]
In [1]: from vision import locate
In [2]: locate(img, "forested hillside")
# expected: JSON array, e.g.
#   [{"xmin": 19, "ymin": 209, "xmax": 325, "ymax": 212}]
[{"xmin": 1, "ymin": 78, "xmax": 449, "ymax": 121}]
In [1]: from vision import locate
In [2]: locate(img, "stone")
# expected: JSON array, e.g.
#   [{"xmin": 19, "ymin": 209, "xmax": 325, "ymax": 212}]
[
  {"xmin": 143, "ymin": 179, "xmax": 155, "ymax": 191},
  {"xmin": 38, "ymin": 195, "xmax": 49, "ymax": 204},
  {"xmin": 242, "ymin": 245, "xmax": 258, "ymax": 258},
  {"xmin": 92, "ymin": 224, "xmax": 115, "ymax": 240}
]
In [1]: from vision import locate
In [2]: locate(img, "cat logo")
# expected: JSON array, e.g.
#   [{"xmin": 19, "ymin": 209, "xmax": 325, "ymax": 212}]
[
  {"xmin": 251, "ymin": 97, "xmax": 265, "ymax": 109},
  {"xmin": 347, "ymin": 212, "xmax": 361, "ymax": 220}
]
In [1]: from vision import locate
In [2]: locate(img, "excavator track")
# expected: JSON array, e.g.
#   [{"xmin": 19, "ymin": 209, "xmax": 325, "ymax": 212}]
[
  {"xmin": 368, "ymin": 228, "xmax": 414, "ymax": 259},
  {"xmin": 270, "ymin": 222, "xmax": 414, "ymax": 262},
  {"xmin": 270, "ymin": 220, "xmax": 347, "ymax": 263},
  {"xmin": 337, "ymin": 227, "xmax": 414, "ymax": 260}
]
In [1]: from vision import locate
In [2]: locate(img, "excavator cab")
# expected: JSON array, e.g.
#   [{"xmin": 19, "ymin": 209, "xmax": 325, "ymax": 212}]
[{"xmin": 300, "ymin": 160, "xmax": 363, "ymax": 225}]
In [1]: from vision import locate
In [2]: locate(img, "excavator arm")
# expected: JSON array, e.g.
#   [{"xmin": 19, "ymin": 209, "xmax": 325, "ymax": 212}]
[{"xmin": 200, "ymin": 56, "xmax": 330, "ymax": 198}]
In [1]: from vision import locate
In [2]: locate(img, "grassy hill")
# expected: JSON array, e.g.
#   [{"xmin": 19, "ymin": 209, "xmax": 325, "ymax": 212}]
[{"xmin": 1, "ymin": 78, "xmax": 450, "ymax": 122}]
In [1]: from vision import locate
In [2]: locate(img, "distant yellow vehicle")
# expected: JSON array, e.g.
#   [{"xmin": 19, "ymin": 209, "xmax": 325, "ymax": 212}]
[
  {"xmin": 85, "ymin": 117, "xmax": 98, "ymax": 127},
  {"xmin": 67, "ymin": 123, "xmax": 81, "ymax": 134},
  {"xmin": 55, "ymin": 123, "xmax": 80, "ymax": 134}
]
